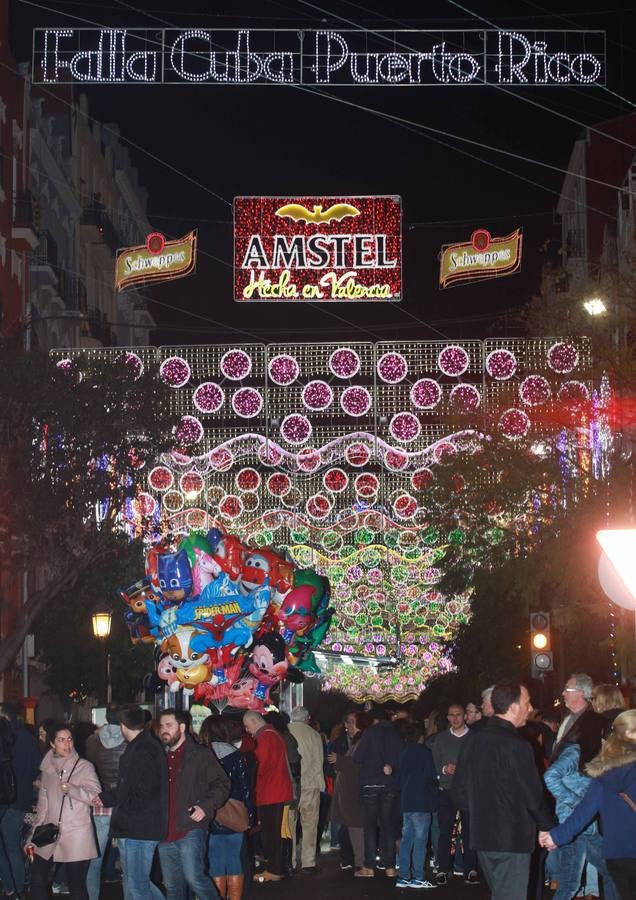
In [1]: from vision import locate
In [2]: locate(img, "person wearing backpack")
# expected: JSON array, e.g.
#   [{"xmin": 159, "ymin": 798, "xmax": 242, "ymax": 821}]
[{"xmin": 0, "ymin": 703, "xmax": 42, "ymax": 899}]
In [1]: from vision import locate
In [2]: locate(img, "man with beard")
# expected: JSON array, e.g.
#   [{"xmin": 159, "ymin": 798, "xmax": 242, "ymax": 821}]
[{"xmin": 157, "ymin": 709, "xmax": 230, "ymax": 900}]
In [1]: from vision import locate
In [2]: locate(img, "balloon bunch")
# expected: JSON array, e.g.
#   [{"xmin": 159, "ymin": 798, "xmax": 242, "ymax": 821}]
[{"xmin": 119, "ymin": 529, "xmax": 333, "ymax": 710}]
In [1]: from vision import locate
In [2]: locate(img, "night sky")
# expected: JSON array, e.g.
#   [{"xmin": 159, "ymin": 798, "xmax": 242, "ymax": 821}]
[{"xmin": 10, "ymin": 0, "xmax": 636, "ymax": 346}]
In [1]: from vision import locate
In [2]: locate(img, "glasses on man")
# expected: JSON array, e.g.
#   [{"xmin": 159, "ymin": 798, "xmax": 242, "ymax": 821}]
[{"xmin": 562, "ymin": 687, "xmax": 581, "ymax": 693}]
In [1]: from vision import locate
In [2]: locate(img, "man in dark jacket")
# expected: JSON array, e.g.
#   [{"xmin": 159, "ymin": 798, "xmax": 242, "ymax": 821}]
[
  {"xmin": 353, "ymin": 711, "xmax": 404, "ymax": 877},
  {"xmin": 85, "ymin": 707, "xmax": 126, "ymax": 900},
  {"xmin": 552, "ymin": 673, "xmax": 607, "ymax": 759},
  {"xmin": 0, "ymin": 702, "xmax": 41, "ymax": 899},
  {"xmin": 157, "ymin": 708, "xmax": 230, "ymax": 900},
  {"xmin": 452, "ymin": 681, "xmax": 555, "ymax": 900},
  {"xmin": 111, "ymin": 704, "xmax": 167, "ymax": 900}
]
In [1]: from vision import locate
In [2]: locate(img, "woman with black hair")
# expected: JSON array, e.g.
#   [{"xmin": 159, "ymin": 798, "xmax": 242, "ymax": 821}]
[
  {"xmin": 199, "ymin": 716, "xmax": 253, "ymax": 900},
  {"xmin": 25, "ymin": 723, "xmax": 101, "ymax": 900}
]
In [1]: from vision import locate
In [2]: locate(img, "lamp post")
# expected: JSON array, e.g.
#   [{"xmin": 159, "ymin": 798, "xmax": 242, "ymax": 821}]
[{"xmin": 91, "ymin": 607, "xmax": 113, "ymax": 705}]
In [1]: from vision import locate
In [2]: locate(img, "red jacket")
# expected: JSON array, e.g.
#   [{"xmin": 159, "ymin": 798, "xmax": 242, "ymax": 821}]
[{"xmin": 253, "ymin": 726, "xmax": 293, "ymax": 806}]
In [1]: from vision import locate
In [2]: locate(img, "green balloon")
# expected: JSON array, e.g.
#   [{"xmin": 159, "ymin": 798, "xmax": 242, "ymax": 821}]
[
  {"xmin": 178, "ymin": 532, "xmax": 212, "ymax": 567},
  {"xmin": 298, "ymin": 653, "xmax": 320, "ymax": 673}
]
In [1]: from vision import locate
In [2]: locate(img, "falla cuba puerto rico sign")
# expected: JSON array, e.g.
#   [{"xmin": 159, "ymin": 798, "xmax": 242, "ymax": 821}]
[
  {"xmin": 234, "ymin": 195, "xmax": 402, "ymax": 302},
  {"xmin": 115, "ymin": 230, "xmax": 197, "ymax": 292},
  {"xmin": 439, "ymin": 228, "xmax": 522, "ymax": 289}
]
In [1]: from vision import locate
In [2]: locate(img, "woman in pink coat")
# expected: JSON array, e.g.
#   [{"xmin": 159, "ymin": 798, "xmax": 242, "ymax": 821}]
[{"xmin": 25, "ymin": 723, "xmax": 101, "ymax": 900}]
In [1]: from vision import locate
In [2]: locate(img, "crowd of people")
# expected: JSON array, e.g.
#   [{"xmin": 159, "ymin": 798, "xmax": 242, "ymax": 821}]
[{"xmin": 0, "ymin": 675, "xmax": 633, "ymax": 900}]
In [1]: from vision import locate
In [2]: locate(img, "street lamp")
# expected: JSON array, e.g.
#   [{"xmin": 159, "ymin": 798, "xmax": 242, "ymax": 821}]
[
  {"xmin": 91, "ymin": 607, "xmax": 112, "ymax": 705},
  {"xmin": 583, "ymin": 297, "xmax": 607, "ymax": 316}
]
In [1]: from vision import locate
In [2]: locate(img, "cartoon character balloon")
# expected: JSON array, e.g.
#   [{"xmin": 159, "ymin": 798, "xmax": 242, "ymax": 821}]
[{"xmin": 120, "ymin": 529, "xmax": 333, "ymax": 711}]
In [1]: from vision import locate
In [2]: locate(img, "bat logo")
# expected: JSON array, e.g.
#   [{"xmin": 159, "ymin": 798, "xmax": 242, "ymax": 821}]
[{"xmin": 275, "ymin": 203, "xmax": 360, "ymax": 224}]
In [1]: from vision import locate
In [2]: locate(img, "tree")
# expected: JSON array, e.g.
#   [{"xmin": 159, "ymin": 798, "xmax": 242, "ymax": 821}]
[
  {"xmin": 419, "ymin": 458, "xmax": 635, "ymax": 713},
  {"xmin": 34, "ymin": 533, "xmax": 154, "ymax": 706},
  {"xmin": 0, "ymin": 348, "xmax": 175, "ymax": 674}
]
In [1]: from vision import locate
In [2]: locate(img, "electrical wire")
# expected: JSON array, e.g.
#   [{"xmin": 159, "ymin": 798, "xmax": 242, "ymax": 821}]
[
  {"xmin": 16, "ymin": 0, "xmax": 631, "ymax": 345},
  {"xmin": 16, "ymin": 0, "xmax": 232, "ymax": 210},
  {"xmin": 298, "ymin": 0, "xmax": 636, "ymax": 153},
  {"xmin": 445, "ymin": 0, "xmax": 636, "ymax": 110}
]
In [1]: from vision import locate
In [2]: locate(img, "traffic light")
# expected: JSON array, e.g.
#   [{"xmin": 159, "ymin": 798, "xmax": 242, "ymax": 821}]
[{"xmin": 530, "ymin": 611, "xmax": 553, "ymax": 677}]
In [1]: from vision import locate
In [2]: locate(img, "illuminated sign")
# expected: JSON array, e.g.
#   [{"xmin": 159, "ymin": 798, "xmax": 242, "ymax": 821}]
[
  {"xmin": 115, "ymin": 231, "xmax": 197, "ymax": 291},
  {"xmin": 439, "ymin": 229, "xmax": 522, "ymax": 289},
  {"xmin": 234, "ymin": 196, "xmax": 401, "ymax": 303},
  {"xmin": 33, "ymin": 29, "xmax": 605, "ymax": 86}
]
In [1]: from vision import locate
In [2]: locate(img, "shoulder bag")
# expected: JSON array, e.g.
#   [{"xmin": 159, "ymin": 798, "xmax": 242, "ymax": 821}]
[{"xmin": 214, "ymin": 797, "xmax": 250, "ymax": 833}]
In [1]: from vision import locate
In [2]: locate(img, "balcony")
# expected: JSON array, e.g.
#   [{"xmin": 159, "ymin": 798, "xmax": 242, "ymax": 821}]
[
  {"xmin": 80, "ymin": 203, "xmax": 120, "ymax": 255},
  {"xmin": 12, "ymin": 191, "xmax": 39, "ymax": 248},
  {"xmin": 86, "ymin": 307, "xmax": 115, "ymax": 346},
  {"xmin": 30, "ymin": 231, "xmax": 59, "ymax": 279},
  {"xmin": 59, "ymin": 272, "xmax": 87, "ymax": 314}
]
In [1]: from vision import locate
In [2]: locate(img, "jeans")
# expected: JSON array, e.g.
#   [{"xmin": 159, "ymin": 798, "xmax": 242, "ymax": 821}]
[
  {"xmin": 478, "ymin": 851, "xmax": 530, "ymax": 900},
  {"xmin": 553, "ymin": 829, "xmax": 619, "ymax": 900},
  {"xmin": 397, "ymin": 812, "xmax": 431, "ymax": 882},
  {"xmin": 30, "ymin": 856, "xmax": 89, "ymax": 900},
  {"xmin": 360, "ymin": 785, "xmax": 396, "ymax": 869},
  {"xmin": 118, "ymin": 838, "xmax": 163, "ymax": 900},
  {"xmin": 430, "ymin": 812, "xmax": 439, "ymax": 863},
  {"xmin": 208, "ymin": 832, "xmax": 244, "ymax": 877},
  {"xmin": 158, "ymin": 828, "xmax": 218, "ymax": 900},
  {"xmin": 87, "ymin": 814, "xmax": 111, "ymax": 900},
  {"xmin": 0, "ymin": 806, "xmax": 27, "ymax": 893}
]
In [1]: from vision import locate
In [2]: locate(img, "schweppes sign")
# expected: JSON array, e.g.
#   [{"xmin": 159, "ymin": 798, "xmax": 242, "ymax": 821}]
[
  {"xmin": 439, "ymin": 228, "xmax": 522, "ymax": 289},
  {"xmin": 115, "ymin": 230, "xmax": 197, "ymax": 291}
]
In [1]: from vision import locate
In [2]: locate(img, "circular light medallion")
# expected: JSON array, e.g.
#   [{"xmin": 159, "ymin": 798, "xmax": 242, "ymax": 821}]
[
  {"xmin": 377, "ymin": 351, "xmax": 408, "ymax": 384},
  {"xmin": 123, "ymin": 352, "xmax": 143, "ymax": 379},
  {"xmin": 547, "ymin": 342, "xmax": 578, "ymax": 374},
  {"xmin": 329, "ymin": 347, "xmax": 361, "ymax": 379},
  {"xmin": 220, "ymin": 349, "xmax": 252, "ymax": 381},
  {"xmin": 236, "ymin": 468, "xmax": 261, "ymax": 491},
  {"xmin": 499, "ymin": 408, "xmax": 531, "ymax": 440},
  {"xmin": 449, "ymin": 383, "xmax": 481, "ymax": 413},
  {"xmin": 175, "ymin": 415, "xmax": 203, "ymax": 445},
  {"xmin": 268, "ymin": 354, "xmax": 299, "ymax": 386},
  {"xmin": 519, "ymin": 375, "xmax": 551, "ymax": 407},
  {"xmin": 410, "ymin": 378, "xmax": 442, "ymax": 410},
  {"xmin": 389, "ymin": 412, "xmax": 421, "ymax": 443},
  {"xmin": 148, "ymin": 466, "xmax": 174, "ymax": 491},
  {"xmin": 558, "ymin": 380, "xmax": 589, "ymax": 409},
  {"xmin": 485, "ymin": 348, "xmax": 517, "ymax": 380},
  {"xmin": 355, "ymin": 472, "xmax": 379, "ymax": 498},
  {"xmin": 345, "ymin": 442, "xmax": 372, "ymax": 467},
  {"xmin": 160, "ymin": 356, "xmax": 191, "ymax": 388},
  {"xmin": 280, "ymin": 413, "xmax": 312, "ymax": 445},
  {"xmin": 193, "ymin": 382, "xmax": 225, "ymax": 413},
  {"xmin": 231, "ymin": 387, "xmax": 263, "ymax": 418},
  {"xmin": 323, "ymin": 468, "xmax": 349, "ymax": 493},
  {"xmin": 341, "ymin": 386, "xmax": 372, "ymax": 417},
  {"xmin": 302, "ymin": 380, "xmax": 334, "ymax": 411},
  {"xmin": 438, "ymin": 345, "xmax": 469, "ymax": 377}
]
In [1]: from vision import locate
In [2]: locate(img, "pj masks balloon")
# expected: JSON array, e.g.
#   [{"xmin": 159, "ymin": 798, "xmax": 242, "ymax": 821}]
[{"xmin": 158, "ymin": 550, "xmax": 193, "ymax": 603}]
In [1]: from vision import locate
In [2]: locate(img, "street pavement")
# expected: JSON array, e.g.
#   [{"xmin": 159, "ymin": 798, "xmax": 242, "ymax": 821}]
[{"xmin": 97, "ymin": 844, "xmax": 559, "ymax": 900}]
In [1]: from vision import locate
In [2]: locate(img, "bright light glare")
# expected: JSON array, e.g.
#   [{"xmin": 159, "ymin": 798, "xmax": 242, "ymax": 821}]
[
  {"xmin": 597, "ymin": 529, "xmax": 636, "ymax": 600},
  {"xmin": 584, "ymin": 297, "xmax": 607, "ymax": 316},
  {"xmin": 532, "ymin": 633, "xmax": 548, "ymax": 649}
]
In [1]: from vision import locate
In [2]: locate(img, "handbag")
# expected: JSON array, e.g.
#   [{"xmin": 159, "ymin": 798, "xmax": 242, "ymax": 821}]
[
  {"xmin": 30, "ymin": 758, "xmax": 79, "ymax": 848},
  {"xmin": 214, "ymin": 797, "xmax": 249, "ymax": 833}
]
